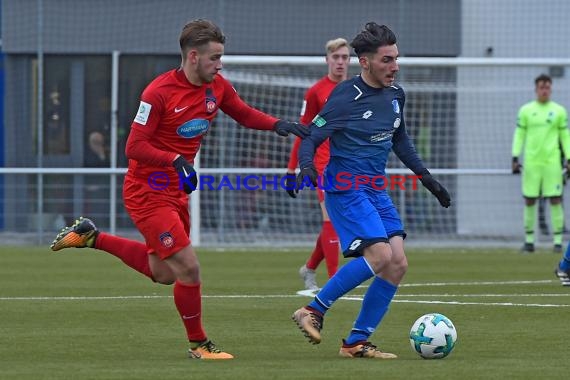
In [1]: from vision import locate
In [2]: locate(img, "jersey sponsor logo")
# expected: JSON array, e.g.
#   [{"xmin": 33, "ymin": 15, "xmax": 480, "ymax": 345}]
[
  {"xmin": 134, "ymin": 101, "xmax": 152, "ymax": 125},
  {"xmin": 370, "ymin": 131, "xmax": 394, "ymax": 143},
  {"xmin": 362, "ymin": 110, "xmax": 373, "ymax": 119},
  {"xmin": 392, "ymin": 99, "xmax": 400, "ymax": 114},
  {"xmin": 174, "ymin": 106, "xmax": 189, "ymax": 113},
  {"xmin": 176, "ymin": 119, "xmax": 210, "ymax": 138},
  {"xmin": 205, "ymin": 88, "xmax": 217, "ymax": 113},
  {"xmin": 159, "ymin": 232, "xmax": 175, "ymax": 248},
  {"xmin": 300, "ymin": 100, "xmax": 307, "ymax": 117},
  {"xmin": 312, "ymin": 115, "xmax": 327, "ymax": 128}
]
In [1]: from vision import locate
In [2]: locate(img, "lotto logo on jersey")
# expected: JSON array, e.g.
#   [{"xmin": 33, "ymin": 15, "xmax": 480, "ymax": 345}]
[
  {"xmin": 312, "ymin": 115, "xmax": 327, "ymax": 128},
  {"xmin": 134, "ymin": 101, "xmax": 152, "ymax": 125}
]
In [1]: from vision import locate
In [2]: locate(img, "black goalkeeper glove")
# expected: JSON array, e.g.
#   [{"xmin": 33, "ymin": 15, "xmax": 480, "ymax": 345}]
[
  {"xmin": 274, "ymin": 120, "xmax": 310, "ymax": 138},
  {"xmin": 296, "ymin": 165, "xmax": 318, "ymax": 193},
  {"xmin": 283, "ymin": 172, "xmax": 297, "ymax": 198},
  {"xmin": 419, "ymin": 172, "xmax": 451, "ymax": 208},
  {"xmin": 173, "ymin": 156, "xmax": 198, "ymax": 194},
  {"xmin": 512, "ymin": 157, "xmax": 522, "ymax": 174}
]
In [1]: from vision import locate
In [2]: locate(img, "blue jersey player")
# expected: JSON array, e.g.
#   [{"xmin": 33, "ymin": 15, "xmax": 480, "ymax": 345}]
[{"xmin": 291, "ymin": 22, "xmax": 451, "ymax": 359}]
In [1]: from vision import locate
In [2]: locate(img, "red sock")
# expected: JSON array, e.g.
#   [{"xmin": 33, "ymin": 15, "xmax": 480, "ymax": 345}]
[
  {"xmin": 94, "ymin": 232, "xmax": 153, "ymax": 280},
  {"xmin": 306, "ymin": 234, "xmax": 324, "ymax": 270},
  {"xmin": 320, "ymin": 221, "xmax": 340, "ymax": 278},
  {"xmin": 174, "ymin": 280, "xmax": 207, "ymax": 342}
]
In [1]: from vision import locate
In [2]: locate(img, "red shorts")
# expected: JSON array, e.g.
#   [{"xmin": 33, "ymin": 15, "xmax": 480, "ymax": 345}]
[{"xmin": 123, "ymin": 175, "xmax": 190, "ymax": 260}]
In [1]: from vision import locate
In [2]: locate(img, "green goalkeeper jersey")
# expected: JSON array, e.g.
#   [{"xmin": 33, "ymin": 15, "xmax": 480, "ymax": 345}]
[{"xmin": 512, "ymin": 100, "xmax": 570, "ymax": 165}]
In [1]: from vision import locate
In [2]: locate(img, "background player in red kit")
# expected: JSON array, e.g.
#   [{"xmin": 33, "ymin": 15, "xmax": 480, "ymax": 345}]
[
  {"xmin": 50, "ymin": 19, "xmax": 308, "ymax": 360},
  {"xmin": 285, "ymin": 38, "xmax": 350, "ymax": 290}
]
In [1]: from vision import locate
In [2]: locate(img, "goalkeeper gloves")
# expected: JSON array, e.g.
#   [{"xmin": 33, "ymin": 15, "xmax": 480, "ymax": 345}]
[
  {"xmin": 173, "ymin": 155, "xmax": 198, "ymax": 194},
  {"xmin": 296, "ymin": 165, "xmax": 318, "ymax": 192},
  {"xmin": 512, "ymin": 157, "xmax": 522, "ymax": 174},
  {"xmin": 419, "ymin": 172, "xmax": 451, "ymax": 208},
  {"xmin": 274, "ymin": 120, "xmax": 310, "ymax": 138},
  {"xmin": 283, "ymin": 172, "xmax": 297, "ymax": 198}
]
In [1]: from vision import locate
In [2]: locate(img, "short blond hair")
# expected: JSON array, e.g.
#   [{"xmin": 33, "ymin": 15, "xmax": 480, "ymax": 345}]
[{"xmin": 325, "ymin": 38, "xmax": 349, "ymax": 54}]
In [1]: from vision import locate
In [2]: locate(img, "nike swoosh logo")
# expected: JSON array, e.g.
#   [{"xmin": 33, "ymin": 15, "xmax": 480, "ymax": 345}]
[
  {"xmin": 182, "ymin": 313, "xmax": 200, "ymax": 320},
  {"xmin": 182, "ymin": 167, "xmax": 190, "ymax": 177},
  {"xmin": 174, "ymin": 106, "xmax": 189, "ymax": 113}
]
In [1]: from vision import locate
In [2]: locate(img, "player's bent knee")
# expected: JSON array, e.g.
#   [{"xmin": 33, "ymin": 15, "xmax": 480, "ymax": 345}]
[{"xmin": 363, "ymin": 243, "xmax": 393, "ymax": 273}]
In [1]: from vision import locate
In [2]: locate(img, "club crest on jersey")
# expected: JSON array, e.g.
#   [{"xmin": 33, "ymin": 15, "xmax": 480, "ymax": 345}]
[
  {"xmin": 159, "ymin": 232, "xmax": 175, "ymax": 248},
  {"xmin": 177, "ymin": 119, "xmax": 210, "ymax": 138},
  {"xmin": 392, "ymin": 99, "xmax": 400, "ymax": 114},
  {"xmin": 205, "ymin": 88, "xmax": 217, "ymax": 113}
]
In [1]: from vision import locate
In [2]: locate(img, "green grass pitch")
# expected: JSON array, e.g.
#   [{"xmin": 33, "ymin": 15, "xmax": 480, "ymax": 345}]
[{"xmin": 0, "ymin": 245, "xmax": 567, "ymax": 379}]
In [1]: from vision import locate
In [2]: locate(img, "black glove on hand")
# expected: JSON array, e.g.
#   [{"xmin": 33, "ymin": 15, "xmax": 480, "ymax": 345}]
[
  {"xmin": 420, "ymin": 173, "xmax": 451, "ymax": 208},
  {"xmin": 512, "ymin": 157, "xmax": 522, "ymax": 174},
  {"xmin": 565, "ymin": 160, "xmax": 570, "ymax": 180},
  {"xmin": 274, "ymin": 120, "xmax": 310, "ymax": 138},
  {"xmin": 284, "ymin": 172, "xmax": 297, "ymax": 198},
  {"xmin": 296, "ymin": 165, "xmax": 318, "ymax": 192},
  {"xmin": 173, "ymin": 156, "xmax": 198, "ymax": 194}
]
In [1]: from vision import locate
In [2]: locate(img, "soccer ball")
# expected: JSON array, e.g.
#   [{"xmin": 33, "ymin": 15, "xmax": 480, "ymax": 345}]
[{"xmin": 409, "ymin": 313, "xmax": 457, "ymax": 359}]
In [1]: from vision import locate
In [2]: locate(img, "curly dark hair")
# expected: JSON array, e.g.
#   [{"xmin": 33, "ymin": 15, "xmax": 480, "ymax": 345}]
[{"xmin": 350, "ymin": 22, "xmax": 397, "ymax": 57}]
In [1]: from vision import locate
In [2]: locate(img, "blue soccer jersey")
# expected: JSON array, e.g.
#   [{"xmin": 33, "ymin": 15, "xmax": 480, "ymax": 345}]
[{"xmin": 299, "ymin": 75, "xmax": 426, "ymax": 193}]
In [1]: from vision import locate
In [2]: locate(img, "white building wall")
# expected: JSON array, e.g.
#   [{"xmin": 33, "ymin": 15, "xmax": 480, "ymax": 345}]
[{"xmin": 457, "ymin": 0, "xmax": 570, "ymax": 239}]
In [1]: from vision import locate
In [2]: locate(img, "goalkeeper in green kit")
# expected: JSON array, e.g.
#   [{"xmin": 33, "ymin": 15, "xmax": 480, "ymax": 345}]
[{"xmin": 512, "ymin": 74, "xmax": 570, "ymax": 253}]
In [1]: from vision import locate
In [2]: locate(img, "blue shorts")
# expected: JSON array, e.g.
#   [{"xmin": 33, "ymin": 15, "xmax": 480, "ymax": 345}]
[{"xmin": 325, "ymin": 189, "xmax": 405, "ymax": 257}]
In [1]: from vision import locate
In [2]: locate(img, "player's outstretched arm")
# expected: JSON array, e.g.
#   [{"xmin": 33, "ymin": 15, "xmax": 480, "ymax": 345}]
[
  {"xmin": 391, "ymin": 123, "xmax": 451, "ymax": 208},
  {"xmin": 274, "ymin": 120, "xmax": 310, "ymax": 138},
  {"xmin": 418, "ymin": 171, "xmax": 451, "ymax": 208},
  {"xmin": 283, "ymin": 172, "xmax": 297, "ymax": 198},
  {"xmin": 284, "ymin": 138, "xmax": 302, "ymax": 198},
  {"xmin": 295, "ymin": 164, "xmax": 318, "ymax": 193}
]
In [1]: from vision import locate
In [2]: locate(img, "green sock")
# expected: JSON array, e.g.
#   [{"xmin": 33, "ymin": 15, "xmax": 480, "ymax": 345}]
[
  {"xmin": 550, "ymin": 203, "xmax": 564, "ymax": 245},
  {"xmin": 524, "ymin": 204, "xmax": 536, "ymax": 244}
]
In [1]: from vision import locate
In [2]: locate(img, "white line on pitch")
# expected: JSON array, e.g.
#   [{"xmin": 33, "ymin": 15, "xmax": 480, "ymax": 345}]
[
  {"xmin": 337, "ymin": 296, "xmax": 570, "ymax": 307},
  {"xmin": 400, "ymin": 280, "xmax": 555, "ymax": 287}
]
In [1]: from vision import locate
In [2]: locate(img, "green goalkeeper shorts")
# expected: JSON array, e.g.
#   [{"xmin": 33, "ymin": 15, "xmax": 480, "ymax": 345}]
[{"xmin": 522, "ymin": 162, "xmax": 563, "ymax": 198}]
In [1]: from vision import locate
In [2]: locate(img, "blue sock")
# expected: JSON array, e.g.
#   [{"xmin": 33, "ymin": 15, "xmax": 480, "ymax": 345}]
[
  {"xmin": 308, "ymin": 256, "xmax": 375, "ymax": 315},
  {"xmin": 344, "ymin": 276, "xmax": 398, "ymax": 345},
  {"xmin": 560, "ymin": 243, "xmax": 570, "ymax": 271}
]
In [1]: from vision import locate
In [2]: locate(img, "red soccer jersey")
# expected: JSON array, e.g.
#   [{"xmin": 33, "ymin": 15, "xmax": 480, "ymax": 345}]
[
  {"xmin": 125, "ymin": 68, "xmax": 278, "ymax": 189},
  {"xmin": 287, "ymin": 76, "xmax": 337, "ymax": 174}
]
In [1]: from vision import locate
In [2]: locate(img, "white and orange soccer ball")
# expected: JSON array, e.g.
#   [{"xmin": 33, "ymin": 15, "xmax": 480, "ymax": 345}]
[{"xmin": 409, "ymin": 313, "xmax": 457, "ymax": 359}]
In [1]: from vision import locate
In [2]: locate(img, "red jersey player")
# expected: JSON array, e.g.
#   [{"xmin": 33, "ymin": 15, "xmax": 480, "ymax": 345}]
[
  {"xmin": 285, "ymin": 38, "xmax": 350, "ymax": 290},
  {"xmin": 50, "ymin": 19, "xmax": 308, "ymax": 360}
]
